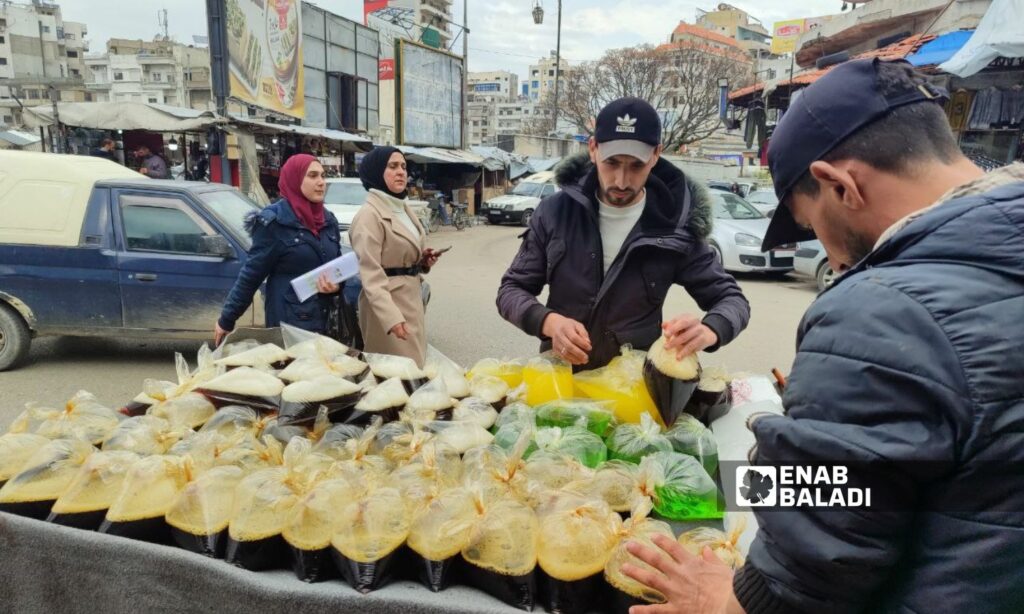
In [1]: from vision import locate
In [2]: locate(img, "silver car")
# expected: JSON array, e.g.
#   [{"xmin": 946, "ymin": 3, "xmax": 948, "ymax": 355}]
[
  {"xmin": 708, "ymin": 191, "xmax": 795, "ymax": 274},
  {"xmin": 793, "ymin": 239, "xmax": 838, "ymax": 291}
]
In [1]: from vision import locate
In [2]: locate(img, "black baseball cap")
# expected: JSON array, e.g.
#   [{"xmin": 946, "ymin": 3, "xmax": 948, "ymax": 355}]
[
  {"xmin": 594, "ymin": 97, "xmax": 661, "ymax": 163},
  {"xmin": 762, "ymin": 58, "xmax": 948, "ymax": 251}
]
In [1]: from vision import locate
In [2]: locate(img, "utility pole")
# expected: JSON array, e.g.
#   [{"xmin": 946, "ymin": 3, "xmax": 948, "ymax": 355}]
[
  {"xmin": 205, "ymin": 0, "xmax": 232, "ymax": 185},
  {"xmin": 552, "ymin": 0, "xmax": 561, "ymax": 140},
  {"xmin": 462, "ymin": 0, "xmax": 468, "ymax": 150}
]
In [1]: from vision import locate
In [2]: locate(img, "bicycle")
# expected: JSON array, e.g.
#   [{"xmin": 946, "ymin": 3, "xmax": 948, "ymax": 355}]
[{"xmin": 426, "ymin": 197, "xmax": 471, "ymax": 232}]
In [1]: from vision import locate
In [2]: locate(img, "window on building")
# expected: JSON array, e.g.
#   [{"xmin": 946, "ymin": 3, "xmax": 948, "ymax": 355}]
[
  {"xmin": 532, "ymin": 70, "xmax": 539, "ymax": 76},
  {"xmin": 2, "ymin": 115, "xmax": 11, "ymax": 124},
  {"xmin": 67, "ymin": 50, "xmax": 78, "ymax": 58},
  {"xmin": 114, "ymin": 71, "xmax": 124, "ymax": 81},
  {"xmin": 152, "ymin": 73, "xmax": 162, "ymax": 81},
  {"xmin": 0, "ymin": 58, "xmax": 7, "ymax": 66},
  {"xmin": 64, "ymin": 33, "xmax": 75, "ymax": 40},
  {"xmin": 42, "ymin": 26, "xmax": 51, "ymax": 33},
  {"xmin": 70, "ymin": 69, "xmax": 80, "ymax": 77},
  {"xmin": 548, "ymin": 69, "xmax": 555, "ymax": 76},
  {"xmin": 0, "ymin": 36, "xmax": 5, "ymax": 44},
  {"xmin": 84, "ymin": 93, "xmax": 93, "ymax": 102},
  {"xmin": 24, "ymin": 89, "xmax": 39, "ymax": 99},
  {"xmin": 148, "ymin": 97, "xmax": 158, "ymax": 103}
]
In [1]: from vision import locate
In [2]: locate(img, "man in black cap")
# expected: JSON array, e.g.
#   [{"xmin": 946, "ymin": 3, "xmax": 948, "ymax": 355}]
[
  {"xmin": 496, "ymin": 97, "xmax": 750, "ymax": 369},
  {"xmin": 622, "ymin": 59, "xmax": 1024, "ymax": 613}
]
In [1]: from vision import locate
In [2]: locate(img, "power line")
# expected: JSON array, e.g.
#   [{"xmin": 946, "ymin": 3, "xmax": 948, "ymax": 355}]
[{"xmin": 468, "ymin": 46, "xmax": 595, "ymax": 63}]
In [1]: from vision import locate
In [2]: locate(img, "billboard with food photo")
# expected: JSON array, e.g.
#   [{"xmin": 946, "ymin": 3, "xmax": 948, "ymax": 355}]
[{"xmin": 226, "ymin": 0, "xmax": 305, "ymax": 118}]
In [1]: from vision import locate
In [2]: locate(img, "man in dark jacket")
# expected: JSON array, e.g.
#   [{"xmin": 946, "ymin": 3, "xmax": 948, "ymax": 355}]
[
  {"xmin": 91, "ymin": 138, "xmax": 117, "ymax": 162},
  {"xmin": 622, "ymin": 59, "xmax": 1024, "ymax": 613},
  {"xmin": 496, "ymin": 97, "xmax": 750, "ymax": 369}
]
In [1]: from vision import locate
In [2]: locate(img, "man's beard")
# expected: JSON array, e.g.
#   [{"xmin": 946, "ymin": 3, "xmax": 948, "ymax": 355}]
[
  {"xmin": 841, "ymin": 226, "xmax": 876, "ymax": 271},
  {"xmin": 600, "ymin": 187, "xmax": 639, "ymax": 207}
]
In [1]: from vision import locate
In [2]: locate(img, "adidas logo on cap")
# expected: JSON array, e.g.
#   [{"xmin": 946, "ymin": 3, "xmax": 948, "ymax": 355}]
[{"xmin": 616, "ymin": 114, "xmax": 637, "ymax": 134}]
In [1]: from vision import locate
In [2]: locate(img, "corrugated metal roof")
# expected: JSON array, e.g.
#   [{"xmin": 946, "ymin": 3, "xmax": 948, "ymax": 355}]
[{"xmin": 0, "ymin": 129, "xmax": 42, "ymax": 147}]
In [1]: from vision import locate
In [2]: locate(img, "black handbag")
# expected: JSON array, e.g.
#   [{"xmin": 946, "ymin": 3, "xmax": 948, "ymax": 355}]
[{"xmin": 327, "ymin": 281, "xmax": 364, "ymax": 350}]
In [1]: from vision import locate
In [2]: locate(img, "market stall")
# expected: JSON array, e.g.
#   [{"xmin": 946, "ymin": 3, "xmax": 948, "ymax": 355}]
[
  {"xmin": 397, "ymin": 145, "xmax": 487, "ymax": 215},
  {"xmin": 0, "ymin": 327, "xmax": 776, "ymax": 614}
]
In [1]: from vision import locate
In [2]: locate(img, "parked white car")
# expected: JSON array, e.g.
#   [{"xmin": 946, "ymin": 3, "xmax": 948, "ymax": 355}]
[
  {"xmin": 484, "ymin": 171, "xmax": 559, "ymax": 227},
  {"xmin": 793, "ymin": 239, "xmax": 838, "ymax": 291},
  {"xmin": 708, "ymin": 191, "xmax": 795, "ymax": 274}
]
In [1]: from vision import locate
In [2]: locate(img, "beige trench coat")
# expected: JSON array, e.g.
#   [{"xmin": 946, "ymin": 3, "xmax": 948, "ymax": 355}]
[{"xmin": 349, "ymin": 190, "xmax": 428, "ymax": 366}]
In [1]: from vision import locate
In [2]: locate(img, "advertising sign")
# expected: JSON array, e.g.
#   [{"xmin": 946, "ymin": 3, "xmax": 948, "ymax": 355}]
[
  {"xmin": 771, "ymin": 19, "xmax": 805, "ymax": 55},
  {"xmin": 226, "ymin": 0, "xmax": 305, "ymax": 118},
  {"xmin": 379, "ymin": 58, "xmax": 395, "ymax": 81},
  {"xmin": 396, "ymin": 39, "xmax": 464, "ymax": 148},
  {"xmin": 364, "ymin": 0, "xmax": 389, "ymax": 25}
]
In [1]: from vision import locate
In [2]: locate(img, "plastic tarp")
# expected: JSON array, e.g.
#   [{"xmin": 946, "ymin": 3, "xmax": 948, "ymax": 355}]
[
  {"xmin": 470, "ymin": 146, "xmax": 526, "ymax": 172},
  {"xmin": 231, "ymin": 117, "xmax": 372, "ymax": 152},
  {"xmin": 527, "ymin": 157, "xmax": 561, "ymax": 173},
  {"xmin": 22, "ymin": 102, "xmax": 225, "ymax": 132},
  {"xmin": 907, "ymin": 30, "xmax": 974, "ymax": 67},
  {"xmin": 0, "ymin": 129, "xmax": 41, "ymax": 147},
  {"xmin": 939, "ymin": 0, "xmax": 1024, "ymax": 77}
]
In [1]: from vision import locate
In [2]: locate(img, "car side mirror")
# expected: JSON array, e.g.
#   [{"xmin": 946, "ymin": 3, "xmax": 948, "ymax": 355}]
[{"xmin": 200, "ymin": 235, "xmax": 235, "ymax": 259}]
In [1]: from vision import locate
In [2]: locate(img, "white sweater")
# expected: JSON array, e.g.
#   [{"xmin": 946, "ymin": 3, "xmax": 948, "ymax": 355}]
[
  {"xmin": 598, "ymin": 192, "xmax": 646, "ymax": 273},
  {"xmin": 371, "ymin": 189, "xmax": 420, "ymax": 238}
]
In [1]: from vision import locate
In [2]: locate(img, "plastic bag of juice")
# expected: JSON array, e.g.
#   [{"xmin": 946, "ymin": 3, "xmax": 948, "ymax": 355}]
[
  {"xmin": 427, "ymin": 421, "xmax": 494, "ymax": 454},
  {"xmin": 11, "ymin": 391, "xmax": 122, "ymax": 445},
  {"xmin": 604, "ymin": 500, "xmax": 675, "ymax": 613},
  {"xmin": 574, "ymin": 347, "xmax": 663, "ymax": 427},
  {"xmin": 468, "ymin": 374, "xmax": 511, "ymax": 411},
  {"xmin": 533, "ymin": 426, "xmax": 607, "ymax": 469},
  {"xmin": 640, "ymin": 451, "xmax": 722, "ymax": 521},
  {"xmin": 643, "ymin": 337, "xmax": 701, "ymax": 427},
  {"xmin": 278, "ymin": 354, "xmax": 369, "ymax": 383},
  {"xmin": 281, "ymin": 322, "xmax": 357, "ymax": 360},
  {"xmin": 425, "ymin": 348, "xmax": 471, "ymax": 399},
  {"xmin": 606, "ymin": 413, "xmax": 673, "ymax": 464},
  {"xmin": 101, "ymin": 415, "xmax": 188, "ymax": 455},
  {"xmin": 330, "ymin": 487, "xmax": 411, "ymax": 593},
  {"xmin": 48, "ymin": 450, "xmax": 140, "ymax": 530},
  {"xmin": 166, "ymin": 465, "xmax": 246, "ymax": 558},
  {"xmin": 454, "ymin": 397, "xmax": 499, "ymax": 430},
  {"xmin": 535, "ymin": 399, "xmax": 617, "ymax": 438},
  {"xmin": 0, "ymin": 433, "xmax": 51, "ymax": 487},
  {"xmin": 284, "ymin": 477, "xmax": 365, "ymax": 582},
  {"xmin": 197, "ymin": 367, "xmax": 285, "ymax": 412},
  {"xmin": 225, "ymin": 437, "xmax": 331, "ymax": 571},
  {"xmin": 683, "ymin": 366, "xmax": 733, "ymax": 424},
  {"xmin": 213, "ymin": 342, "xmax": 291, "ymax": 370},
  {"xmin": 522, "ymin": 355, "xmax": 574, "ymax": 406},
  {"xmin": 524, "ymin": 452, "xmax": 592, "ymax": 507},
  {"xmin": 565, "ymin": 459, "xmax": 641, "ymax": 515},
  {"xmin": 279, "ymin": 376, "xmax": 362, "ymax": 426},
  {"xmin": 463, "ymin": 429, "xmax": 533, "ymax": 503},
  {"xmin": 468, "ymin": 358, "xmax": 525, "ymax": 390},
  {"xmin": 537, "ymin": 492, "xmax": 623, "ymax": 614},
  {"xmin": 405, "ymin": 377, "xmax": 455, "ymax": 422},
  {"xmin": 664, "ymin": 414, "xmax": 719, "ymax": 477},
  {"xmin": 407, "ymin": 486, "xmax": 478, "ymax": 592},
  {"xmin": 492, "ymin": 402, "xmax": 535, "ymax": 432},
  {"xmin": 363, "ymin": 353, "xmax": 429, "ymax": 394},
  {"xmin": 0, "ymin": 438, "xmax": 96, "ymax": 519},
  {"xmin": 461, "ymin": 491, "xmax": 540, "ymax": 611},
  {"xmin": 390, "ymin": 439, "xmax": 464, "ymax": 496},
  {"xmin": 677, "ymin": 514, "xmax": 747, "ymax": 570},
  {"xmin": 99, "ymin": 454, "xmax": 196, "ymax": 544}
]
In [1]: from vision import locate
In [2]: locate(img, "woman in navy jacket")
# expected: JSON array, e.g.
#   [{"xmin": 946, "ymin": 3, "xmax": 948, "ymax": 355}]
[{"xmin": 215, "ymin": 154, "xmax": 341, "ymax": 344}]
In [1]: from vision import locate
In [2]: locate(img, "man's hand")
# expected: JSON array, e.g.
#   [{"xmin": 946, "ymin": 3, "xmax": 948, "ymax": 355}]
[
  {"xmin": 316, "ymin": 271, "xmax": 340, "ymax": 294},
  {"xmin": 139, "ymin": 167, "xmax": 149, "ymax": 175},
  {"xmin": 214, "ymin": 322, "xmax": 230, "ymax": 347},
  {"xmin": 390, "ymin": 322, "xmax": 410, "ymax": 340},
  {"xmin": 663, "ymin": 314, "xmax": 718, "ymax": 358},
  {"xmin": 623, "ymin": 534, "xmax": 741, "ymax": 614},
  {"xmin": 542, "ymin": 313, "xmax": 592, "ymax": 365}
]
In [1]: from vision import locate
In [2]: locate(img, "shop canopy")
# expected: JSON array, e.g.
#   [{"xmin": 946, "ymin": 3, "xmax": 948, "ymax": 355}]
[
  {"xmin": 22, "ymin": 102, "xmax": 225, "ymax": 132},
  {"xmin": 939, "ymin": 0, "xmax": 1024, "ymax": 77},
  {"xmin": 470, "ymin": 145, "xmax": 529, "ymax": 172},
  {"xmin": 396, "ymin": 145, "xmax": 486, "ymax": 166},
  {"xmin": 231, "ymin": 117, "xmax": 373, "ymax": 153},
  {"xmin": 0, "ymin": 128, "xmax": 41, "ymax": 148}
]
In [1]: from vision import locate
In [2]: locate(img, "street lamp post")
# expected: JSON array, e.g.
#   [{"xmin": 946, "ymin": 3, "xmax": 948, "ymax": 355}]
[{"xmin": 532, "ymin": 1, "xmax": 562, "ymax": 141}]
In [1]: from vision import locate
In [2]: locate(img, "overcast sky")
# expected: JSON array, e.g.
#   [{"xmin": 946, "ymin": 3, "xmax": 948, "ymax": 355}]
[{"xmin": 56, "ymin": 0, "xmax": 845, "ymax": 77}]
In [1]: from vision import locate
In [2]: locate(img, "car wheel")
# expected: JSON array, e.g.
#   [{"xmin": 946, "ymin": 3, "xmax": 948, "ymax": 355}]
[
  {"xmin": 521, "ymin": 209, "xmax": 534, "ymax": 227},
  {"xmin": 710, "ymin": 242, "xmax": 724, "ymax": 265},
  {"xmin": 0, "ymin": 303, "xmax": 32, "ymax": 371},
  {"xmin": 816, "ymin": 261, "xmax": 837, "ymax": 292}
]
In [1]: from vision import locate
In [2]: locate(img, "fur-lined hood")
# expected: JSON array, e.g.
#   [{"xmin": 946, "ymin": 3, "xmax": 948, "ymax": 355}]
[{"xmin": 553, "ymin": 152, "xmax": 713, "ymax": 240}]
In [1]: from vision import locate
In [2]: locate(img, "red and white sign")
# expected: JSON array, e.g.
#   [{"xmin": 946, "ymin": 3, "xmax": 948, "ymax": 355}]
[
  {"xmin": 378, "ymin": 59, "xmax": 395, "ymax": 81},
  {"xmin": 364, "ymin": 0, "xmax": 389, "ymax": 25}
]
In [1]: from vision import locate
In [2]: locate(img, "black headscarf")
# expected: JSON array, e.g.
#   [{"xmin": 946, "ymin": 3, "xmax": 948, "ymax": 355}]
[{"xmin": 359, "ymin": 146, "xmax": 408, "ymax": 199}]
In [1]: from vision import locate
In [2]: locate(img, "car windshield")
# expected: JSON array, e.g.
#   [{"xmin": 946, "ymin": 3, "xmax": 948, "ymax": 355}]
[
  {"xmin": 747, "ymin": 191, "xmax": 778, "ymax": 205},
  {"xmin": 512, "ymin": 182, "xmax": 545, "ymax": 197},
  {"xmin": 325, "ymin": 182, "xmax": 369, "ymax": 205},
  {"xmin": 198, "ymin": 189, "xmax": 260, "ymax": 249},
  {"xmin": 712, "ymin": 193, "xmax": 764, "ymax": 220}
]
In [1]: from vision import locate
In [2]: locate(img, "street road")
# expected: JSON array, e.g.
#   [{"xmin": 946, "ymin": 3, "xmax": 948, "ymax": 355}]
[{"xmin": 0, "ymin": 225, "xmax": 817, "ymax": 430}]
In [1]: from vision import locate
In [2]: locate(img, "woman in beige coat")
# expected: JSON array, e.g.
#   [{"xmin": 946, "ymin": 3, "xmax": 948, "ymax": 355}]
[{"xmin": 349, "ymin": 147, "xmax": 443, "ymax": 366}]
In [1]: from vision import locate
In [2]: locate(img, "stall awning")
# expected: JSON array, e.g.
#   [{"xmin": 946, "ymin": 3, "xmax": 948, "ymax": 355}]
[
  {"xmin": 0, "ymin": 128, "xmax": 42, "ymax": 147},
  {"xmin": 471, "ymin": 145, "xmax": 529, "ymax": 172},
  {"xmin": 907, "ymin": 30, "xmax": 975, "ymax": 67},
  {"xmin": 527, "ymin": 157, "xmax": 562, "ymax": 173},
  {"xmin": 22, "ymin": 102, "xmax": 225, "ymax": 132},
  {"xmin": 231, "ymin": 117, "xmax": 373, "ymax": 152},
  {"xmin": 396, "ymin": 146, "xmax": 486, "ymax": 166}
]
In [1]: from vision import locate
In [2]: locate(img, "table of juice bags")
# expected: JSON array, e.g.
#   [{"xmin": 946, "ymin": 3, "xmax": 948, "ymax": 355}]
[{"xmin": 0, "ymin": 325, "xmax": 781, "ymax": 614}]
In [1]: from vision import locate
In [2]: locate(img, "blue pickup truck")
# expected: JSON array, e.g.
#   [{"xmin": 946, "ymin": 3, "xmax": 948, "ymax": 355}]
[{"xmin": 0, "ymin": 151, "xmax": 402, "ymax": 371}]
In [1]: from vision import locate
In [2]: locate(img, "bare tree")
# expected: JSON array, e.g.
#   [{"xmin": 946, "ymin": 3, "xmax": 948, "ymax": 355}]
[{"xmin": 541, "ymin": 44, "xmax": 752, "ymax": 151}]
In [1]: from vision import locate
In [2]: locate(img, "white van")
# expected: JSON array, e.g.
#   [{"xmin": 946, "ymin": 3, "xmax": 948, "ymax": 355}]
[{"xmin": 483, "ymin": 171, "xmax": 559, "ymax": 227}]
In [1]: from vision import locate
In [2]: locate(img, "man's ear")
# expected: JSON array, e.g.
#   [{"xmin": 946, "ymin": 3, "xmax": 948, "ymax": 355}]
[
  {"xmin": 809, "ymin": 160, "xmax": 866, "ymax": 212},
  {"xmin": 589, "ymin": 138, "xmax": 599, "ymax": 165}
]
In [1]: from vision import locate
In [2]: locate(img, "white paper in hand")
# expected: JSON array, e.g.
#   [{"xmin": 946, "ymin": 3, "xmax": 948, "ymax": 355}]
[{"xmin": 290, "ymin": 251, "xmax": 360, "ymax": 302}]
